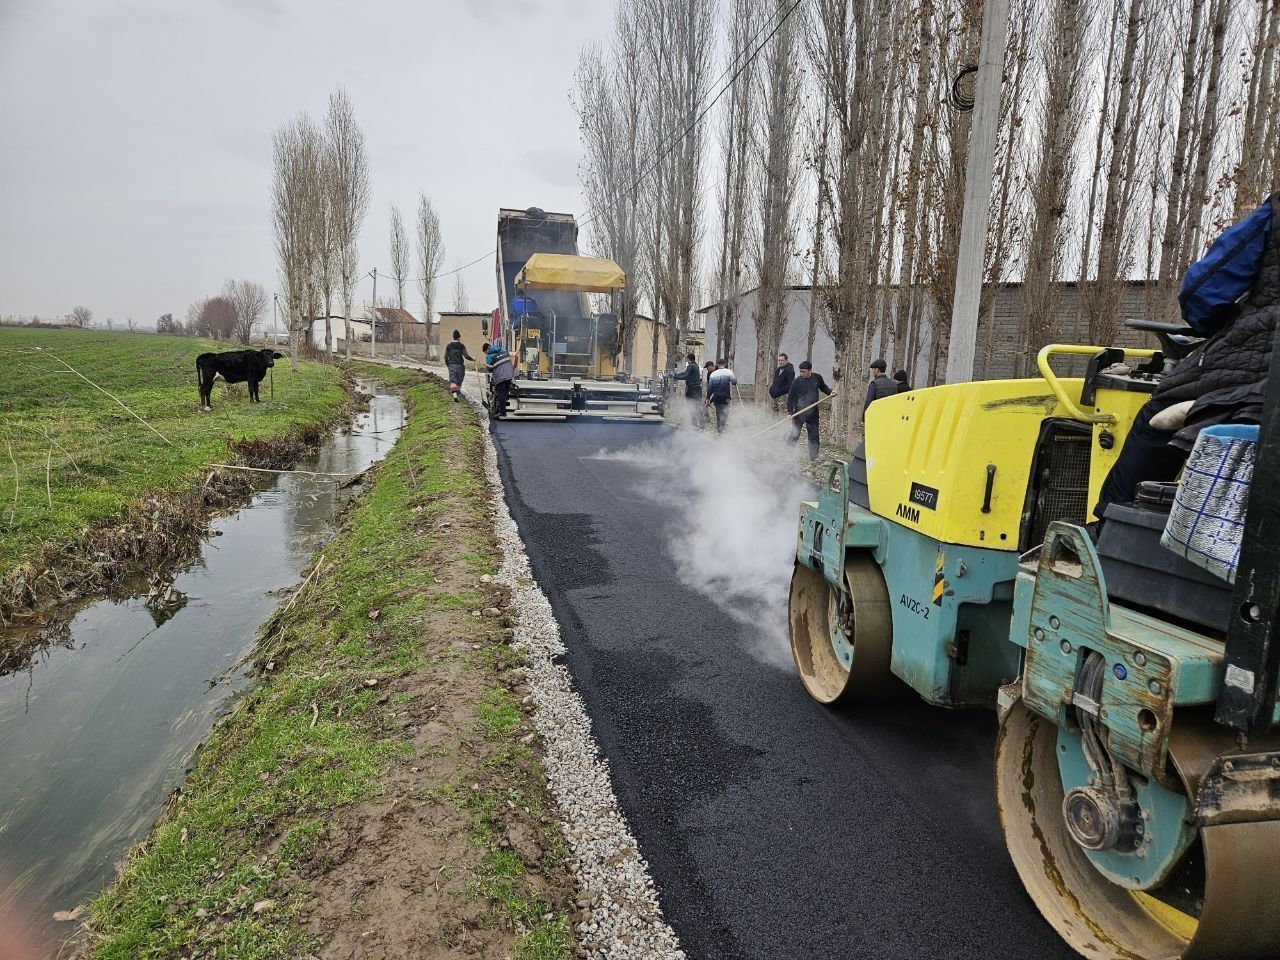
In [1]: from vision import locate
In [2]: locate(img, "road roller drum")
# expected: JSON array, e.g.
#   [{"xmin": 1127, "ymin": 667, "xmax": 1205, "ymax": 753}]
[{"xmin": 786, "ymin": 342, "xmax": 1280, "ymax": 959}]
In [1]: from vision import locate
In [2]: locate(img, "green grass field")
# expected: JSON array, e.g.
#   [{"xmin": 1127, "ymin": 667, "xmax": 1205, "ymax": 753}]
[{"xmin": 0, "ymin": 327, "xmax": 347, "ymax": 575}]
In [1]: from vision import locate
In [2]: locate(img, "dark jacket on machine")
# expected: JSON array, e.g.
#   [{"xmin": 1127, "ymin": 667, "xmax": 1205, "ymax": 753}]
[
  {"xmin": 671, "ymin": 361, "xmax": 703, "ymax": 397},
  {"xmin": 788, "ymin": 374, "xmax": 833, "ymax": 422},
  {"xmin": 1153, "ymin": 191, "xmax": 1279, "ymax": 450},
  {"xmin": 863, "ymin": 373, "xmax": 897, "ymax": 416},
  {"xmin": 768, "ymin": 362, "xmax": 796, "ymax": 399},
  {"xmin": 444, "ymin": 340, "xmax": 475, "ymax": 366}
]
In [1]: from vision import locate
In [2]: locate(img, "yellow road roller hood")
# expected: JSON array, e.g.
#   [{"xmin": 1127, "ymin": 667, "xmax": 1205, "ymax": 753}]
[{"xmin": 516, "ymin": 253, "xmax": 627, "ymax": 292}]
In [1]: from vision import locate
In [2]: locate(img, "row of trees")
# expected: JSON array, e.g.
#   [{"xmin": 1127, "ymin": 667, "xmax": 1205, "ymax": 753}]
[
  {"xmin": 165, "ymin": 279, "xmax": 268, "ymax": 341},
  {"xmin": 272, "ymin": 87, "xmax": 461, "ymax": 364},
  {"xmin": 272, "ymin": 88, "xmax": 371, "ymax": 368},
  {"xmin": 578, "ymin": 0, "xmax": 1280, "ymax": 441}
]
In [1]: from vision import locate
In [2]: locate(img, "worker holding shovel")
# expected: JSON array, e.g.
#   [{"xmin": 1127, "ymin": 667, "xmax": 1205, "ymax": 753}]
[{"xmin": 786, "ymin": 361, "xmax": 836, "ymax": 461}]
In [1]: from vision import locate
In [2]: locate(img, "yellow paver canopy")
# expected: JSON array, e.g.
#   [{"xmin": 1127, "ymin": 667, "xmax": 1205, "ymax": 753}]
[{"xmin": 515, "ymin": 253, "xmax": 627, "ymax": 292}]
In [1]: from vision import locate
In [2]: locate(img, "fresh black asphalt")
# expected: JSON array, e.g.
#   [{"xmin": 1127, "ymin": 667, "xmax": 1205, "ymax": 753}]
[{"xmin": 492, "ymin": 419, "xmax": 1077, "ymax": 960}]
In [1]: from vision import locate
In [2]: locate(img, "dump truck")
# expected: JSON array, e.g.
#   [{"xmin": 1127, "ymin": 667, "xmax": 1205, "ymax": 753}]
[
  {"xmin": 788, "ymin": 325, "xmax": 1280, "ymax": 958},
  {"xmin": 490, "ymin": 207, "xmax": 662, "ymax": 420}
]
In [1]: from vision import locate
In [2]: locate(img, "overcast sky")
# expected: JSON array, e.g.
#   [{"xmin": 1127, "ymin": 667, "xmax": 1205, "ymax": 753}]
[{"xmin": 0, "ymin": 0, "xmax": 609, "ymax": 328}]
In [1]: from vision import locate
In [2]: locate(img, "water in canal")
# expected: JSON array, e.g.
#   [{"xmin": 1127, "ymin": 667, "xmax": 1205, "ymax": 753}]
[{"xmin": 0, "ymin": 385, "xmax": 404, "ymax": 956}]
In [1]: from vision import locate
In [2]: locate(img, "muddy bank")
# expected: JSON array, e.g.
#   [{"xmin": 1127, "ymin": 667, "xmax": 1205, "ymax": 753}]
[
  {"xmin": 75, "ymin": 376, "xmax": 576, "ymax": 960},
  {"xmin": 0, "ymin": 387, "xmax": 403, "ymax": 959},
  {"xmin": 0, "ymin": 385, "xmax": 360, "ymax": 674}
]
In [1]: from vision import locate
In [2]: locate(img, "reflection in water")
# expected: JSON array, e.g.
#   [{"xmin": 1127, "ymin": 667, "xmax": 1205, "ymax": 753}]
[{"xmin": 0, "ymin": 387, "xmax": 404, "ymax": 955}]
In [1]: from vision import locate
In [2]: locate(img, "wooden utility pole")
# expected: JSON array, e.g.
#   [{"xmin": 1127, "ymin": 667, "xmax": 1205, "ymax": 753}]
[
  {"xmin": 944, "ymin": 0, "xmax": 1010, "ymax": 383},
  {"xmin": 370, "ymin": 267, "xmax": 378, "ymax": 359}
]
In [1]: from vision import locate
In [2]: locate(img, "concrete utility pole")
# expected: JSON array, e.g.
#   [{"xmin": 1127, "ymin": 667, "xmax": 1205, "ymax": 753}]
[
  {"xmin": 371, "ymin": 267, "xmax": 378, "ymax": 359},
  {"xmin": 945, "ymin": 0, "xmax": 1011, "ymax": 384}
]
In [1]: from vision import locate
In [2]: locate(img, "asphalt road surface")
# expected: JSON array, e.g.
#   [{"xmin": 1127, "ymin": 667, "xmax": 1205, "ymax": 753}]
[{"xmin": 492, "ymin": 419, "xmax": 1078, "ymax": 960}]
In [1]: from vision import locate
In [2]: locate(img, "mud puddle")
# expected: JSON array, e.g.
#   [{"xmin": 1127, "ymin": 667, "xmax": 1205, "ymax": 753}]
[{"xmin": 0, "ymin": 384, "xmax": 404, "ymax": 955}]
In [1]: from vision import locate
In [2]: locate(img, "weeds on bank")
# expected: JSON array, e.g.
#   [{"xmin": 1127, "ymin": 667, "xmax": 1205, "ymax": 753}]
[
  {"xmin": 83, "ymin": 376, "xmax": 571, "ymax": 959},
  {"xmin": 0, "ymin": 328, "xmax": 346, "ymax": 575}
]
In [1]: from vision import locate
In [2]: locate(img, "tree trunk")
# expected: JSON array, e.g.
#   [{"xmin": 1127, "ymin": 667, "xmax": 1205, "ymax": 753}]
[{"xmin": 1157, "ymin": 0, "xmax": 1207, "ymax": 301}]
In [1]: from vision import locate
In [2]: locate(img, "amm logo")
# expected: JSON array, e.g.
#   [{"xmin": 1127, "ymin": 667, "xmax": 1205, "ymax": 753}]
[{"xmin": 895, "ymin": 502, "xmax": 921, "ymax": 523}]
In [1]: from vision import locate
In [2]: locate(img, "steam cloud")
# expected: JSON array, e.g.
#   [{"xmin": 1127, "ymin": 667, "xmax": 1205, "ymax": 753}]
[{"xmin": 593, "ymin": 395, "xmax": 816, "ymax": 666}]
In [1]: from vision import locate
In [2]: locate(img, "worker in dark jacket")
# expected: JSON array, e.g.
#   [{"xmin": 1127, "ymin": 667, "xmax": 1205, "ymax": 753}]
[
  {"xmin": 787, "ymin": 361, "xmax": 836, "ymax": 461},
  {"xmin": 864, "ymin": 358, "xmax": 897, "ymax": 419},
  {"xmin": 894, "ymin": 369, "xmax": 911, "ymax": 393},
  {"xmin": 443, "ymin": 330, "xmax": 475, "ymax": 402},
  {"xmin": 768, "ymin": 353, "xmax": 796, "ymax": 404},
  {"xmin": 669, "ymin": 352, "xmax": 705, "ymax": 428},
  {"xmin": 1096, "ymin": 190, "xmax": 1279, "ymax": 516}
]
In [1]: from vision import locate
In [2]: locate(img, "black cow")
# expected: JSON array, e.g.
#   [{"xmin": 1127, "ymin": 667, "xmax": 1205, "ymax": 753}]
[{"xmin": 196, "ymin": 348, "xmax": 284, "ymax": 411}]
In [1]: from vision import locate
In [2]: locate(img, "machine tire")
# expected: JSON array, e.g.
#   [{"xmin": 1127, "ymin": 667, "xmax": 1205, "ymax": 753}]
[
  {"xmin": 788, "ymin": 553, "xmax": 897, "ymax": 704},
  {"xmin": 995, "ymin": 701, "xmax": 1280, "ymax": 959}
]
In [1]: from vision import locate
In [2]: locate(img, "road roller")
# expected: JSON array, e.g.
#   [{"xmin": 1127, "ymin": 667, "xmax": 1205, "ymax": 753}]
[{"xmin": 788, "ymin": 337, "xmax": 1280, "ymax": 959}]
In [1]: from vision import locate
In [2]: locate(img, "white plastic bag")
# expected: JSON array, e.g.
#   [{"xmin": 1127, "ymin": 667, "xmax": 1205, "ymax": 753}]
[{"xmin": 1161, "ymin": 424, "xmax": 1259, "ymax": 584}]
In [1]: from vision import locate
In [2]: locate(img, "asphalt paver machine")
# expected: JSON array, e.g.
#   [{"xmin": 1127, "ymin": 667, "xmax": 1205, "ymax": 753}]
[
  {"xmin": 788, "ymin": 331, "xmax": 1280, "ymax": 958},
  {"xmin": 491, "ymin": 207, "xmax": 662, "ymax": 420}
]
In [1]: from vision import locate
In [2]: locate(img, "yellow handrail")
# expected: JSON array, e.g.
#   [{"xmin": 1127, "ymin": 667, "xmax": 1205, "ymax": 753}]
[{"xmin": 1036, "ymin": 344, "xmax": 1157, "ymax": 424}]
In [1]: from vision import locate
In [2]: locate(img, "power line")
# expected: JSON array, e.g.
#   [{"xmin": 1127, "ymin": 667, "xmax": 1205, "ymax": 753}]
[
  {"xmin": 578, "ymin": 0, "xmax": 804, "ymax": 233},
  {"xmin": 369, "ymin": 248, "xmax": 494, "ymax": 288},
  {"xmin": 363, "ymin": 0, "xmax": 803, "ymax": 290}
]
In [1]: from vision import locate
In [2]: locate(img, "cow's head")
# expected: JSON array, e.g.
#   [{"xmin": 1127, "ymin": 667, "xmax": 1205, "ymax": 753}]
[{"xmin": 260, "ymin": 349, "xmax": 284, "ymax": 366}]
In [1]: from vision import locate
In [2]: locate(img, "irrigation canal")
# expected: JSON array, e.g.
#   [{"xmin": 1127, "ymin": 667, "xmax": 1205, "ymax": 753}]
[{"xmin": 0, "ymin": 385, "xmax": 404, "ymax": 954}]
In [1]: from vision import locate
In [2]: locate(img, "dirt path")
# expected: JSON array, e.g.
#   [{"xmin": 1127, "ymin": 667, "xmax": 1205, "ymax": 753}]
[{"xmin": 78, "ymin": 375, "xmax": 576, "ymax": 960}]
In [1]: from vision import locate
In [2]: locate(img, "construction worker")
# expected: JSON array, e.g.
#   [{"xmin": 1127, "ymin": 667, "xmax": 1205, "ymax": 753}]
[
  {"xmin": 864, "ymin": 358, "xmax": 897, "ymax": 419},
  {"xmin": 669, "ymin": 352, "xmax": 705, "ymax": 428},
  {"xmin": 787, "ymin": 361, "xmax": 836, "ymax": 461},
  {"xmin": 484, "ymin": 341, "xmax": 515, "ymax": 418},
  {"xmin": 894, "ymin": 369, "xmax": 912, "ymax": 393},
  {"xmin": 443, "ymin": 329, "xmax": 475, "ymax": 403},
  {"xmin": 705, "ymin": 358, "xmax": 736, "ymax": 433},
  {"xmin": 768, "ymin": 353, "xmax": 796, "ymax": 407}
]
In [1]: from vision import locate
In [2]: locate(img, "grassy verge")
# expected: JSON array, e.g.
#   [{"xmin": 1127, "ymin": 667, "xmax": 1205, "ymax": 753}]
[
  {"xmin": 80, "ymin": 373, "xmax": 574, "ymax": 960},
  {"xmin": 0, "ymin": 328, "xmax": 347, "ymax": 629},
  {"xmin": 344, "ymin": 359, "xmax": 432, "ymax": 390}
]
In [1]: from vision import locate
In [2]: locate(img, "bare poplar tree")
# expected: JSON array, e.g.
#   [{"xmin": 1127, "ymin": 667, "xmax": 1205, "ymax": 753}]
[
  {"xmin": 416, "ymin": 192, "xmax": 446, "ymax": 359},
  {"xmin": 575, "ymin": 6, "xmax": 648, "ymax": 367},
  {"xmin": 1183, "ymin": 0, "xmax": 1232, "ymax": 259},
  {"xmin": 638, "ymin": 0, "xmax": 714, "ymax": 376},
  {"xmin": 451, "ymin": 264, "xmax": 469, "ymax": 312},
  {"xmin": 808, "ymin": 0, "xmax": 901, "ymax": 438},
  {"xmin": 1237, "ymin": 0, "xmax": 1280, "ymax": 213},
  {"xmin": 70, "ymin": 306, "xmax": 92, "ymax": 328},
  {"xmin": 224, "ymin": 279, "xmax": 268, "ymax": 344},
  {"xmin": 1019, "ymin": 0, "xmax": 1089, "ymax": 372},
  {"xmin": 715, "ymin": 0, "xmax": 762, "ymax": 367},
  {"xmin": 272, "ymin": 113, "xmax": 325, "ymax": 370},
  {"xmin": 388, "ymin": 203, "xmax": 410, "ymax": 353},
  {"xmin": 752, "ymin": 0, "xmax": 804, "ymax": 393},
  {"xmin": 324, "ymin": 88, "xmax": 370, "ymax": 362},
  {"xmin": 1080, "ymin": 0, "xmax": 1146, "ymax": 344},
  {"xmin": 804, "ymin": 100, "xmax": 831, "ymax": 362}
]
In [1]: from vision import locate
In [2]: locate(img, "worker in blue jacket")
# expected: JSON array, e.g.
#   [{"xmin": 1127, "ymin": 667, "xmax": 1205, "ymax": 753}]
[{"xmin": 484, "ymin": 341, "xmax": 515, "ymax": 418}]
